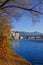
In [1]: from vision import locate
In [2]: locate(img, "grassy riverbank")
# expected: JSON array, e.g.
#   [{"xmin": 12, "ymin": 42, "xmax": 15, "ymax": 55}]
[{"xmin": 0, "ymin": 39, "xmax": 31, "ymax": 65}]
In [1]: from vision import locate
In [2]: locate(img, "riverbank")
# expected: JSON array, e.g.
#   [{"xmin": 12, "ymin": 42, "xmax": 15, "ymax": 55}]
[{"xmin": 0, "ymin": 44, "xmax": 31, "ymax": 65}]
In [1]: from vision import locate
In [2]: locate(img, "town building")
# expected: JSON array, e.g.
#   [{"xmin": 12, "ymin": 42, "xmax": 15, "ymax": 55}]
[{"xmin": 12, "ymin": 31, "xmax": 19, "ymax": 39}]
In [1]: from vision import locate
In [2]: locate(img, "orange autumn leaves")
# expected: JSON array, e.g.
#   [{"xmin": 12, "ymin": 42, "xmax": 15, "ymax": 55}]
[
  {"xmin": 0, "ymin": 16, "xmax": 12, "ymax": 56},
  {"xmin": 0, "ymin": 16, "xmax": 12, "ymax": 37}
]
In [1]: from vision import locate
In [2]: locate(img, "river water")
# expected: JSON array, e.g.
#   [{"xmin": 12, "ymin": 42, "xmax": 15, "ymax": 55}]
[{"xmin": 11, "ymin": 39, "xmax": 43, "ymax": 65}]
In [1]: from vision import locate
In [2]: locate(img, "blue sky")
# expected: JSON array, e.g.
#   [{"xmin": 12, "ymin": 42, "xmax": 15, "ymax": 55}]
[
  {"xmin": 3, "ymin": 0, "xmax": 43, "ymax": 33},
  {"xmin": 10, "ymin": 15, "xmax": 43, "ymax": 33}
]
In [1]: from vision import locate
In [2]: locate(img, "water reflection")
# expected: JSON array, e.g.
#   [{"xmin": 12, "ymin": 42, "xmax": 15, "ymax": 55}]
[{"xmin": 12, "ymin": 40, "xmax": 19, "ymax": 47}]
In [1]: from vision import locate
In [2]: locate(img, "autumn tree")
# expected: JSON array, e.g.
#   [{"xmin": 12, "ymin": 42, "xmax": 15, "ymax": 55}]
[
  {"xmin": 0, "ymin": 13, "xmax": 13, "ymax": 56},
  {"xmin": 0, "ymin": 15, "xmax": 12, "ymax": 54},
  {"xmin": 0, "ymin": 16, "xmax": 12, "ymax": 36}
]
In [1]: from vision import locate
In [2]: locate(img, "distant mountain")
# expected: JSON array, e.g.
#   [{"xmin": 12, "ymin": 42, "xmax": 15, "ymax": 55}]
[{"xmin": 13, "ymin": 31, "xmax": 43, "ymax": 36}]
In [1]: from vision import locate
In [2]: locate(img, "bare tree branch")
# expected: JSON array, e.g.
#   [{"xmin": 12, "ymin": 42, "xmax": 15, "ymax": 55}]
[
  {"xmin": 1, "ymin": 5, "xmax": 43, "ymax": 15},
  {"xmin": 31, "ymin": 0, "xmax": 42, "ymax": 9},
  {"xmin": 0, "ymin": 0, "xmax": 10, "ymax": 8},
  {"xmin": 0, "ymin": 0, "xmax": 43, "ymax": 23}
]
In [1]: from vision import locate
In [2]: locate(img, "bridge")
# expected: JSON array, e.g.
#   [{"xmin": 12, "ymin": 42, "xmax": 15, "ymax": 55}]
[{"xmin": 19, "ymin": 35, "xmax": 43, "ymax": 39}]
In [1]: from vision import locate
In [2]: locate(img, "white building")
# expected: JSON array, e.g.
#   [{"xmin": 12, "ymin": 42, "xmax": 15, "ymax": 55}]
[{"xmin": 12, "ymin": 31, "xmax": 19, "ymax": 39}]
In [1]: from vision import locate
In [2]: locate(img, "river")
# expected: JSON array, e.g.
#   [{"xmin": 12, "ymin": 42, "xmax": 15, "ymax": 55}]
[{"xmin": 11, "ymin": 39, "xmax": 43, "ymax": 65}]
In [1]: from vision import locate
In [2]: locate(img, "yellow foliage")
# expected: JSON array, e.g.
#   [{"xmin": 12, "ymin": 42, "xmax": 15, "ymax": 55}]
[{"xmin": 0, "ymin": 16, "xmax": 12, "ymax": 37}]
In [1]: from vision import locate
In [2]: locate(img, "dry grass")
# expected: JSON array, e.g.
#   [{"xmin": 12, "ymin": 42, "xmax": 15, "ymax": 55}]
[{"xmin": 0, "ymin": 37, "xmax": 31, "ymax": 65}]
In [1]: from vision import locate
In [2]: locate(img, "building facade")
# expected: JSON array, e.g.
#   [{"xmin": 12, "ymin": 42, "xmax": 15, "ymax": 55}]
[{"xmin": 12, "ymin": 31, "xmax": 19, "ymax": 39}]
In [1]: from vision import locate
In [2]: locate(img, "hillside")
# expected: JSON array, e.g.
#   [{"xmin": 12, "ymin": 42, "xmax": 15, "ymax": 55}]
[
  {"xmin": 0, "ymin": 37, "xmax": 31, "ymax": 65},
  {"xmin": 12, "ymin": 31, "xmax": 43, "ymax": 36},
  {"xmin": 19, "ymin": 31, "xmax": 43, "ymax": 36}
]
